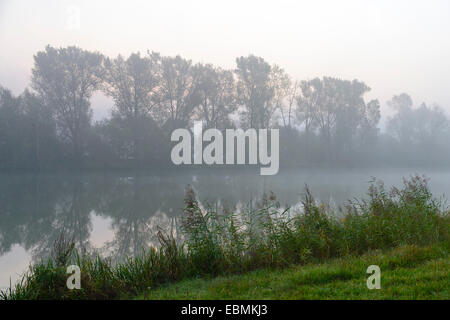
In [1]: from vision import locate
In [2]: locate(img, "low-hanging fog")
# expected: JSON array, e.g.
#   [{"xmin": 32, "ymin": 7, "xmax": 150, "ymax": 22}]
[{"xmin": 2, "ymin": 0, "xmax": 450, "ymax": 291}]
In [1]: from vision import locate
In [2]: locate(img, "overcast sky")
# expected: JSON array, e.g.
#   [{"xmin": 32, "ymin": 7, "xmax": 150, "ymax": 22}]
[{"xmin": 1, "ymin": 0, "xmax": 449, "ymax": 121}]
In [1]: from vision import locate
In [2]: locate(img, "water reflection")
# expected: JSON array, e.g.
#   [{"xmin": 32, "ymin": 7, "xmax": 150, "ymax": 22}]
[{"xmin": 1, "ymin": 168, "xmax": 449, "ymax": 288}]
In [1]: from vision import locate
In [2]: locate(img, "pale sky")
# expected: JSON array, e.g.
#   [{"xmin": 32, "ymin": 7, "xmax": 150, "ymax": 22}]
[{"xmin": 1, "ymin": 0, "xmax": 449, "ymax": 121}]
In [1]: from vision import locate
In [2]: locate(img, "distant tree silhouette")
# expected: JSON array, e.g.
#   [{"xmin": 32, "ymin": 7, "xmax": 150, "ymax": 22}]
[{"xmin": 31, "ymin": 45, "xmax": 104, "ymax": 166}]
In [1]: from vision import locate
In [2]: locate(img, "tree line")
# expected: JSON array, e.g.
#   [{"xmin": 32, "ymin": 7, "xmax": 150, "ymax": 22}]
[{"xmin": 0, "ymin": 45, "xmax": 449, "ymax": 170}]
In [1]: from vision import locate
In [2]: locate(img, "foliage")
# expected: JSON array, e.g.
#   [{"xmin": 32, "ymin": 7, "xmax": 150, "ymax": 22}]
[
  {"xmin": 138, "ymin": 244, "xmax": 449, "ymax": 300},
  {"xmin": 2, "ymin": 175, "xmax": 448, "ymax": 300},
  {"xmin": 2, "ymin": 46, "xmax": 450, "ymax": 169}
]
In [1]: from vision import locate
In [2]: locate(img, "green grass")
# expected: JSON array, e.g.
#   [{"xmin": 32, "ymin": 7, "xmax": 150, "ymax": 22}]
[
  {"xmin": 138, "ymin": 244, "xmax": 449, "ymax": 300},
  {"xmin": 2, "ymin": 175, "xmax": 449, "ymax": 300}
]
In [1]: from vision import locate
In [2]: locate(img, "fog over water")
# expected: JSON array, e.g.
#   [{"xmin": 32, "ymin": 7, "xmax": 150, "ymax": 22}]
[
  {"xmin": 1, "ymin": 168, "xmax": 450, "ymax": 288},
  {"xmin": 0, "ymin": 0, "xmax": 450, "ymax": 292}
]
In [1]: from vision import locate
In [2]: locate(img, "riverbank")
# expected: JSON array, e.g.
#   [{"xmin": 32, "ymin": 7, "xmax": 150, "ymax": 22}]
[
  {"xmin": 1, "ymin": 175, "xmax": 448, "ymax": 300},
  {"xmin": 138, "ymin": 244, "xmax": 449, "ymax": 300}
]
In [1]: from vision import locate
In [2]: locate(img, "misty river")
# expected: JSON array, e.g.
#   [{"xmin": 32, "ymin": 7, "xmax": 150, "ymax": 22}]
[{"xmin": 1, "ymin": 168, "xmax": 449, "ymax": 289}]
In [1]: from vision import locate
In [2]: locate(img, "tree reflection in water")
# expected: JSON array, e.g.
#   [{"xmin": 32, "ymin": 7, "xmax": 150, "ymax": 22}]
[{"xmin": 1, "ymin": 169, "xmax": 399, "ymax": 266}]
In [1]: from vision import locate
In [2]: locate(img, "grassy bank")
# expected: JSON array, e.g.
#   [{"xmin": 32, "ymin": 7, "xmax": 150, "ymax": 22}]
[
  {"xmin": 138, "ymin": 244, "xmax": 449, "ymax": 300},
  {"xmin": 1, "ymin": 175, "xmax": 449, "ymax": 300}
]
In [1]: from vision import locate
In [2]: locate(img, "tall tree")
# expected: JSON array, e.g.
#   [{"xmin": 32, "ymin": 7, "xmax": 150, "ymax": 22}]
[
  {"xmin": 269, "ymin": 64, "xmax": 291, "ymax": 128},
  {"xmin": 21, "ymin": 89, "xmax": 59, "ymax": 169},
  {"xmin": 296, "ymin": 77, "xmax": 377, "ymax": 162},
  {"xmin": 157, "ymin": 55, "xmax": 199, "ymax": 129},
  {"xmin": 386, "ymin": 93, "xmax": 415, "ymax": 145},
  {"xmin": 333, "ymin": 79, "xmax": 372, "ymax": 158},
  {"xmin": 387, "ymin": 94, "xmax": 449, "ymax": 151},
  {"xmin": 103, "ymin": 51, "xmax": 162, "ymax": 165},
  {"xmin": 296, "ymin": 78, "xmax": 321, "ymax": 157},
  {"xmin": 31, "ymin": 46, "xmax": 104, "ymax": 165},
  {"xmin": 280, "ymin": 78, "xmax": 299, "ymax": 128},
  {"xmin": 191, "ymin": 63, "xmax": 236, "ymax": 129},
  {"xmin": 359, "ymin": 99, "xmax": 381, "ymax": 146},
  {"xmin": 235, "ymin": 55, "xmax": 274, "ymax": 129},
  {"xmin": 0, "ymin": 86, "xmax": 23, "ymax": 168}
]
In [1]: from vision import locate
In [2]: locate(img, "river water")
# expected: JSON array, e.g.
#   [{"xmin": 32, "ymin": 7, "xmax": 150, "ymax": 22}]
[{"xmin": 1, "ymin": 167, "xmax": 449, "ymax": 289}]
